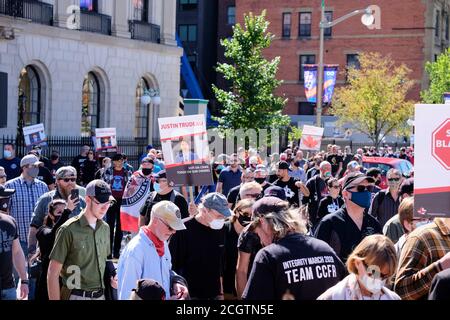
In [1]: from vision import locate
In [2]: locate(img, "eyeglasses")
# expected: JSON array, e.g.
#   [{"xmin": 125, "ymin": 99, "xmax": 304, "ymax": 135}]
[
  {"xmin": 158, "ymin": 218, "xmax": 174, "ymax": 232},
  {"xmin": 387, "ymin": 178, "xmax": 401, "ymax": 182},
  {"xmin": 60, "ymin": 178, "xmax": 76, "ymax": 183}
]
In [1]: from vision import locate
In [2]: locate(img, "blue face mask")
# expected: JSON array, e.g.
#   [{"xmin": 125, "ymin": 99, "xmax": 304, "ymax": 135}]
[
  {"xmin": 153, "ymin": 182, "xmax": 160, "ymax": 192},
  {"xmin": 349, "ymin": 191, "xmax": 372, "ymax": 208}
]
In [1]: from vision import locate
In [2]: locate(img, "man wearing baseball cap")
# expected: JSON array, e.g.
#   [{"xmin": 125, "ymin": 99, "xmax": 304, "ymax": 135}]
[
  {"xmin": 315, "ymin": 172, "xmax": 382, "ymax": 262},
  {"xmin": 5, "ymin": 155, "xmax": 48, "ymax": 299},
  {"xmin": 170, "ymin": 192, "xmax": 231, "ymax": 299},
  {"xmin": 28, "ymin": 166, "xmax": 86, "ymax": 263},
  {"xmin": 47, "ymin": 180, "xmax": 113, "ymax": 300},
  {"xmin": 118, "ymin": 200, "xmax": 188, "ymax": 300}
]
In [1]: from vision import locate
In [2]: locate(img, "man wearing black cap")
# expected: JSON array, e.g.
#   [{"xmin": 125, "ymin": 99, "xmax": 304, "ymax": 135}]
[
  {"xmin": 47, "ymin": 180, "xmax": 113, "ymax": 300},
  {"xmin": 0, "ymin": 186, "xmax": 29, "ymax": 300},
  {"xmin": 139, "ymin": 170, "xmax": 189, "ymax": 227},
  {"xmin": 314, "ymin": 172, "xmax": 382, "ymax": 262},
  {"xmin": 273, "ymin": 161, "xmax": 309, "ymax": 207}
]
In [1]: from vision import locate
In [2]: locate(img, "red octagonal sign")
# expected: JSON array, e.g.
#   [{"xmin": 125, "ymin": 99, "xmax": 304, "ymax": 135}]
[{"xmin": 432, "ymin": 118, "xmax": 450, "ymax": 170}]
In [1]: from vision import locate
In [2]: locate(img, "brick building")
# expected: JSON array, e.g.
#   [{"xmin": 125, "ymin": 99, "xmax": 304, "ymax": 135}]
[{"xmin": 236, "ymin": 0, "xmax": 450, "ymax": 126}]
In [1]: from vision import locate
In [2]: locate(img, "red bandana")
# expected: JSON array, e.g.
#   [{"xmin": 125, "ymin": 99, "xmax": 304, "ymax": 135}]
[{"xmin": 142, "ymin": 226, "xmax": 164, "ymax": 257}]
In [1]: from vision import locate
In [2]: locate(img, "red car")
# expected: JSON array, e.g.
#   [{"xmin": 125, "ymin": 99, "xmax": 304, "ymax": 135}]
[{"xmin": 362, "ymin": 157, "xmax": 413, "ymax": 189}]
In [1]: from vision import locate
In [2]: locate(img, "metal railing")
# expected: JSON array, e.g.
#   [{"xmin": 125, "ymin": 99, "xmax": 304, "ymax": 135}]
[
  {"xmin": 80, "ymin": 10, "xmax": 111, "ymax": 36},
  {"xmin": 1, "ymin": 135, "xmax": 148, "ymax": 169},
  {"xmin": 129, "ymin": 20, "xmax": 160, "ymax": 43},
  {"xmin": 0, "ymin": 0, "xmax": 53, "ymax": 26}
]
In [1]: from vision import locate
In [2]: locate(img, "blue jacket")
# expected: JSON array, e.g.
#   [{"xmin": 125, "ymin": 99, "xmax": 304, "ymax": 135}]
[{"xmin": 117, "ymin": 228, "xmax": 172, "ymax": 300}]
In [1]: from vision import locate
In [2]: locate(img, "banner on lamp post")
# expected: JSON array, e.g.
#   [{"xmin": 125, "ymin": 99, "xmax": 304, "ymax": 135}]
[{"xmin": 303, "ymin": 64, "xmax": 339, "ymax": 104}]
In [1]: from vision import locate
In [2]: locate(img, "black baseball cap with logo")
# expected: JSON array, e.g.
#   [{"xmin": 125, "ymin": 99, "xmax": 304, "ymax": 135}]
[{"xmin": 85, "ymin": 179, "xmax": 115, "ymax": 203}]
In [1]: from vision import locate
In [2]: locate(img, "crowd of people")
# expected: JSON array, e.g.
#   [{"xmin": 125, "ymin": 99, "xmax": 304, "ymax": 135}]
[{"xmin": 1, "ymin": 141, "xmax": 449, "ymax": 301}]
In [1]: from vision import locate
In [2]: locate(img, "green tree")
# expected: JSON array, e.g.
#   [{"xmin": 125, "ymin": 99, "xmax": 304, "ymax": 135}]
[
  {"xmin": 212, "ymin": 10, "xmax": 290, "ymax": 137},
  {"xmin": 421, "ymin": 48, "xmax": 450, "ymax": 104},
  {"xmin": 331, "ymin": 52, "xmax": 414, "ymax": 148}
]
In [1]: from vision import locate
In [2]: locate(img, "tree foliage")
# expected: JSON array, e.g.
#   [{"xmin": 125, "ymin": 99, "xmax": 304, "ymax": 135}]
[
  {"xmin": 212, "ymin": 10, "xmax": 290, "ymax": 137},
  {"xmin": 421, "ymin": 48, "xmax": 450, "ymax": 104},
  {"xmin": 331, "ymin": 52, "xmax": 414, "ymax": 147}
]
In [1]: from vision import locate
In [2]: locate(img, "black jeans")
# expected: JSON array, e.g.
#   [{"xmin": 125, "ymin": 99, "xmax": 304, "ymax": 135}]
[{"xmin": 106, "ymin": 200, "xmax": 123, "ymax": 259}]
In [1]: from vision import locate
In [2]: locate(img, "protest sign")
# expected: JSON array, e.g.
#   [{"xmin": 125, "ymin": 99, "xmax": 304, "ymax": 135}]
[
  {"xmin": 23, "ymin": 123, "xmax": 47, "ymax": 147},
  {"xmin": 414, "ymin": 104, "xmax": 450, "ymax": 218},
  {"xmin": 299, "ymin": 125, "xmax": 324, "ymax": 151},
  {"xmin": 158, "ymin": 115, "xmax": 213, "ymax": 186},
  {"xmin": 95, "ymin": 128, "xmax": 117, "ymax": 152}
]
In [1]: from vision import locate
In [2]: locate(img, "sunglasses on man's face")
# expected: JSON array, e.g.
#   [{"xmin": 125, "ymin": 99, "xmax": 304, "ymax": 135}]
[
  {"xmin": 60, "ymin": 178, "xmax": 76, "ymax": 183},
  {"xmin": 354, "ymin": 185, "xmax": 374, "ymax": 192},
  {"xmin": 387, "ymin": 177, "xmax": 401, "ymax": 182}
]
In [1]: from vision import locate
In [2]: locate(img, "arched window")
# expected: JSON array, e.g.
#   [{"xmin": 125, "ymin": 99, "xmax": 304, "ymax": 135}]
[
  {"xmin": 132, "ymin": 0, "xmax": 149, "ymax": 22},
  {"xmin": 135, "ymin": 78, "xmax": 149, "ymax": 139},
  {"xmin": 81, "ymin": 72, "xmax": 100, "ymax": 137},
  {"xmin": 18, "ymin": 66, "xmax": 41, "ymax": 127}
]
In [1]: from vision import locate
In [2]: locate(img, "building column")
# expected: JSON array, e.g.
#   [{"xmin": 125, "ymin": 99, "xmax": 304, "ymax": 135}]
[
  {"xmin": 54, "ymin": 0, "xmax": 77, "ymax": 29},
  {"xmin": 112, "ymin": 0, "xmax": 131, "ymax": 38},
  {"xmin": 161, "ymin": 0, "xmax": 177, "ymax": 46}
]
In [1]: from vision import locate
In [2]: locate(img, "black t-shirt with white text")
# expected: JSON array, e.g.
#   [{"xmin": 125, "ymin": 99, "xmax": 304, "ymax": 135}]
[
  {"xmin": 242, "ymin": 233, "xmax": 346, "ymax": 300},
  {"xmin": 0, "ymin": 213, "xmax": 19, "ymax": 290},
  {"xmin": 317, "ymin": 196, "xmax": 344, "ymax": 221},
  {"xmin": 274, "ymin": 177, "xmax": 301, "ymax": 207},
  {"xmin": 314, "ymin": 207, "xmax": 382, "ymax": 262}
]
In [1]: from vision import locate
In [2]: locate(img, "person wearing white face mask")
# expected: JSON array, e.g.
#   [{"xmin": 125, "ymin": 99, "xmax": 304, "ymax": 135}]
[
  {"xmin": 169, "ymin": 192, "xmax": 232, "ymax": 300},
  {"xmin": 318, "ymin": 234, "xmax": 400, "ymax": 300}
]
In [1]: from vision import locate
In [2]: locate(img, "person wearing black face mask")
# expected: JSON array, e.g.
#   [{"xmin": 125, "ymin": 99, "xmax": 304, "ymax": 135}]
[
  {"xmin": 315, "ymin": 172, "xmax": 382, "ymax": 263},
  {"xmin": 35, "ymin": 197, "xmax": 78, "ymax": 300},
  {"xmin": 254, "ymin": 165, "xmax": 272, "ymax": 192},
  {"xmin": 45, "ymin": 151, "xmax": 64, "ymax": 179},
  {"xmin": 222, "ymin": 199, "xmax": 255, "ymax": 299}
]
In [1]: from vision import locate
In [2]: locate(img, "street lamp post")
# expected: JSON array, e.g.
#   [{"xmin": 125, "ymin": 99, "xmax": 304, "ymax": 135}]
[{"xmin": 316, "ymin": 2, "xmax": 375, "ymax": 127}]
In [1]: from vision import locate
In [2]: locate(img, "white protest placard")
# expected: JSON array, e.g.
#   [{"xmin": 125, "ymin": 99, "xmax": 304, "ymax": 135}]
[
  {"xmin": 95, "ymin": 128, "xmax": 117, "ymax": 151},
  {"xmin": 300, "ymin": 125, "xmax": 324, "ymax": 151},
  {"xmin": 158, "ymin": 115, "xmax": 212, "ymax": 186},
  {"xmin": 414, "ymin": 104, "xmax": 450, "ymax": 218},
  {"xmin": 23, "ymin": 123, "xmax": 47, "ymax": 147}
]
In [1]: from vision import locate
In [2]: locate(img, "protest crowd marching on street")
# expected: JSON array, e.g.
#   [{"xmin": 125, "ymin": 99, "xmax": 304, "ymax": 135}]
[
  {"xmin": 1, "ymin": 131, "xmax": 450, "ymax": 302},
  {"xmin": 1, "ymin": 0, "xmax": 450, "ymax": 307}
]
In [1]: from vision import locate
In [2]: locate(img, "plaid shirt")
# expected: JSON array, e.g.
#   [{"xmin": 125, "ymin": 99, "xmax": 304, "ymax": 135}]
[
  {"xmin": 394, "ymin": 218, "xmax": 450, "ymax": 300},
  {"xmin": 5, "ymin": 176, "xmax": 49, "ymax": 243}
]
